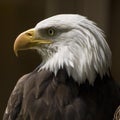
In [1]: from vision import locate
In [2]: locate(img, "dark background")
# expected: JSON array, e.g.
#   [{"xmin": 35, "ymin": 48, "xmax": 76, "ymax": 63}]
[{"xmin": 0, "ymin": 0, "xmax": 120, "ymax": 119}]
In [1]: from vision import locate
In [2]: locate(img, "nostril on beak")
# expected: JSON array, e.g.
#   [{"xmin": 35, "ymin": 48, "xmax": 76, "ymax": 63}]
[
  {"xmin": 24, "ymin": 28, "xmax": 34, "ymax": 38},
  {"xmin": 26, "ymin": 32, "xmax": 33, "ymax": 37}
]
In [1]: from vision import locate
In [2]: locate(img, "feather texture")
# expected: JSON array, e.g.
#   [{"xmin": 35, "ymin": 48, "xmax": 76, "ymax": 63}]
[
  {"xmin": 35, "ymin": 14, "xmax": 111, "ymax": 84},
  {"xmin": 3, "ymin": 14, "xmax": 120, "ymax": 120},
  {"xmin": 3, "ymin": 69, "xmax": 120, "ymax": 120}
]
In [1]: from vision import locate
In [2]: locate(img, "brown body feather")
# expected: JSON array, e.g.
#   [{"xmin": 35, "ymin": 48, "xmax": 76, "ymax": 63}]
[
  {"xmin": 3, "ymin": 68, "xmax": 120, "ymax": 120},
  {"xmin": 113, "ymin": 105, "xmax": 120, "ymax": 120}
]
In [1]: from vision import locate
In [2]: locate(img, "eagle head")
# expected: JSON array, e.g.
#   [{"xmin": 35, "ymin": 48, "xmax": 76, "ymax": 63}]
[{"xmin": 14, "ymin": 14, "xmax": 111, "ymax": 85}]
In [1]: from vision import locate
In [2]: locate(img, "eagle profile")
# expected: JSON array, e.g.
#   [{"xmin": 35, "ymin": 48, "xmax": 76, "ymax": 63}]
[{"xmin": 3, "ymin": 14, "xmax": 120, "ymax": 120}]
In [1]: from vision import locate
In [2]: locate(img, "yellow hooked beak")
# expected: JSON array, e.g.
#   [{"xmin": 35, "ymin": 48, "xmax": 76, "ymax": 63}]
[{"xmin": 14, "ymin": 28, "xmax": 52, "ymax": 56}]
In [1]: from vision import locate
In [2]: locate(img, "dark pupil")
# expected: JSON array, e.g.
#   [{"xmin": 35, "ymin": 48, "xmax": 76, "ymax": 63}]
[{"xmin": 49, "ymin": 29, "xmax": 54, "ymax": 35}]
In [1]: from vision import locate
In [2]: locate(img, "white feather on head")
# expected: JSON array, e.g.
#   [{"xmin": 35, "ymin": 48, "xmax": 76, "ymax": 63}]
[{"xmin": 35, "ymin": 14, "xmax": 111, "ymax": 85}]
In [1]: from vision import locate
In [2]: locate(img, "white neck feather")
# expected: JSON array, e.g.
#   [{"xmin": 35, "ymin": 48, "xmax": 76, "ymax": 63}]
[
  {"xmin": 39, "ymin": 40, "xmax": 111, "ymax": 85},
  {"xmin": 38, "ymin": 16, "xmax": 111, "ymax": 85}
]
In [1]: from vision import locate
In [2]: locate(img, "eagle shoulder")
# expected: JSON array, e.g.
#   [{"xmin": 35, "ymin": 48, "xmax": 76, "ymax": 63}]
[{"xmin": 3, "ymin": 73, "xmax": 30, "ymax": 120}]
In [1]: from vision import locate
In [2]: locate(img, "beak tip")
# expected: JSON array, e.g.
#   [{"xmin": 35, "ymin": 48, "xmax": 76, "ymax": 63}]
[
  {"xmin": 15, "ymin": 52, "xmax": 18, "ymax": 57},
  {"xmin": 14, "ymin": 44, "xmax": 19, "ymax": 57},
  {"xmin": 14, "ymin": 49, "xmax": 18, "ymax": 57}
]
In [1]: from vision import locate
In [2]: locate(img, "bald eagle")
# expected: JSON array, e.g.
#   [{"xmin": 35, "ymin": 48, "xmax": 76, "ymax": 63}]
[{"xmin": 3, "ymin": 14, "xmax": 120, "ymax": 120}]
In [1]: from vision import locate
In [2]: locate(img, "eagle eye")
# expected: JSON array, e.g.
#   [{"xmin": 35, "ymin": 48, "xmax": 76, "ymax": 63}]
[{"xmin": 47, "ymin": 28, "xmax": 55, "ymax": 36}]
